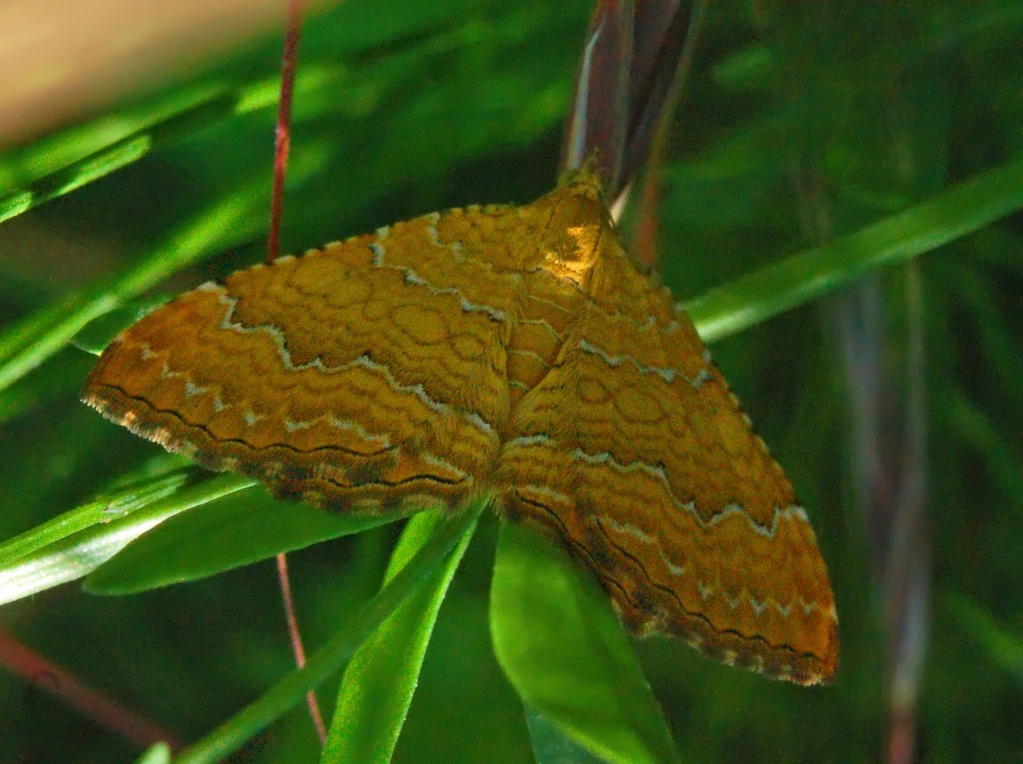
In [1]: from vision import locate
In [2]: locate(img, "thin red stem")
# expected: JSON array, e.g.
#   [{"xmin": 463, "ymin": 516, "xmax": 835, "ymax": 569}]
[
  {"xmin": 269, "ymin": 0, "xmax": 325, "ymax": 744},
  {"xmin": 277, "ymin": 553, "xmax": 327, "ymax": 743},
  {"xmin": 0, "ymin": 627, "xmax": 180, "ymax": 751},
  {"xmin": 266, "ymin": 0, "xmax": 305, "ymax": 262}
]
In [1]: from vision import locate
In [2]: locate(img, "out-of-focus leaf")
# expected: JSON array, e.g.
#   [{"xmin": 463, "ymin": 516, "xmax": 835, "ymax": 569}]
[
  {"xmin": 946, "ymin": 592, "xmax": 1023, "ymax": 686},
  {"xmin": 134, "ymin": 742, "xmax": 172, "ymax": 764},
  {"xmin": 685, "ymin": 156, "xmax": 1023, "ymax": 342}
]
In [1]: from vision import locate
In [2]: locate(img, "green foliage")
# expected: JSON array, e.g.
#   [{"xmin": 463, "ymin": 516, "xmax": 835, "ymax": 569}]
[
  {"xmin": 491, "ymin": 523, "xmax": 680, "ymax": 764},
  {"xmin": 0, "ymin": 1, "xmax": 1021, "ymax": 762},
  {"xmin": 324, "ymin": 509, "xmax": 475, "ymax": 763}
]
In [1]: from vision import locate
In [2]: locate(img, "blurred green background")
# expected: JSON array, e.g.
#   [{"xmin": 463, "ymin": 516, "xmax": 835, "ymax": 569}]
[{"xmin": 0, "ymin": 1, "xmax": 1021, "ymax": 762}]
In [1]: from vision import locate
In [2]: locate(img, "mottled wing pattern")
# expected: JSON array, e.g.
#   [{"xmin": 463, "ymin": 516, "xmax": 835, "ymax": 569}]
[
  {"xmin": 495, "ymin": 177, "xmax": 838, "ymax": 684},
  {"xmin": 83, "ymin": 170, "xmax": 838, "ymax": 683},
  {"xmin": 83, "ymin": 203, "xmax": 532, "ymax": 512}
]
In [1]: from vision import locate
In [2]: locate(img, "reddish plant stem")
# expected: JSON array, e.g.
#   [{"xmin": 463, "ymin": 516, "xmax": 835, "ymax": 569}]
[
  {"xmin": 277, "ymin": 553, "xmax": 327, "ymax": 742},
  {"xmin": 0, "ymin": 627, "xmax": 180, "ymax": 751},
  {"xmin": 268, "ymin": 0, "xmax": 326, "ymax": 744},
  {"xmin": 266, "ymin": 0, "xmax": 305, "ymax": 263}
]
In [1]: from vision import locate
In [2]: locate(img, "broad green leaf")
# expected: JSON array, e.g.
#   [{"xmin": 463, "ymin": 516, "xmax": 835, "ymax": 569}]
[
  {"xmin": 490, "ymin": 522, "xmax": 680, "ymax": 764},
  {"xmin": 173, "ymin": 502, "xmax": 484, "ymax": 764},
  {"xmin": 322, "ymin": 502, "xmax": 480, "ymax": 763},
  {"xmin": 84, "ymin": 488, "xmax": 411, "ymax": 595}
]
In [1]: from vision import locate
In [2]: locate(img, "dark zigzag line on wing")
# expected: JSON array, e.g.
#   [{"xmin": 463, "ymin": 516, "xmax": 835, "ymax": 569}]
[
  {"xmin": 513, "ymin": 490, "xmax": 822, "ymax": 663},
  {"xmin": 509, "ymin": 434, "xmax": 804, "ymax": 538},
  {"xmin": 89, "ymin": 384, "xmax": 469, "ymax": 490}
]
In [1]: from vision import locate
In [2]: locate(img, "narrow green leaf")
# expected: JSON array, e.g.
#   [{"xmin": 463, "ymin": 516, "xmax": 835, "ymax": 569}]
[
  {"xmin": 686, "ymin": 156, "xmax": 1023, "ymax": 342},
  {"xmin": 84, "ymin": 488, "xmax": 411, "ymax": 595},
  {"xmin": 0, "ymin": 136, "xmax": 152, "ymax": 225},
  {"xmin": 0, "ymin": 182, "xmax": 267, "ymax": 394},
  {"xmin": 0, "ymin": 63, "xmax": 358, "ymax": 395},
  {"xmin": 322, "ymin": 501, "xmax": 479, "ymax": 763},
  {"xmin": 172, "ymin": 502, "xmax": 484, "ymax": 764},
  {"xmin": 0, "ymin": 291, "xmax": 121, "ymax": 387},
  {"xmin": 490, "ymin": 522, "xmax": 680, "ymax": 764},
  {"xmin": 0, "ymin": 82, "xmax": 223, "ymax": 196},
  {"xmin": 0, "ymin": 465, "xmax": 193, "ymax": 567},
  {"xmin": 0, "ymin": 472, "xmax": 251, "ymax": 606}
]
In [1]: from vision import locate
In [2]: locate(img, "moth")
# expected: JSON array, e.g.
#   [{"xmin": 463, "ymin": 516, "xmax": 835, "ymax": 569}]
[{"xmin": 83, "ymin": 167, "xmax": 837, "ymax": 684}]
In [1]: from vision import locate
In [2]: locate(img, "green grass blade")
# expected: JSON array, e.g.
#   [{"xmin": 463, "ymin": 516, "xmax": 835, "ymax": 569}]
[
  {"xmin": 490, "ymin": 522, "xmax": 680, "ymax": 764},
  {"xmin": 0, "ymin": 135, "xmax": 154, "ymax": 225},
  {"xmin": 84, "ymin": 490, "xmax": 411, "ymax": 595},
  {"xmin": 0, "ymin": 72, "xmax": 285, "ymax": 226},
  {"xmin": 686, "ymin": 155, "xmax": 1023, "ymax": 342},
  {"xmin": 0, "ymin": 292, "xmax": 120, "ymax": 381},
  {"xmin": 0, "ymin": 82, "xmax": 224, "ymax": 197},
  {"xmin": 321, "ymin": 502, "xmax": 479, "ymax": 763},
  {"xmin": 173, "ymin": 502, "xmax": 484, "ymax": 764},
  {"xmin": 0, "ymin": 63, "xmax": 346, "ymax": 394},
  {"xmin": 0, "ymin": 466, "xmax": 193, "ymax": 567},
  {"xmin": 0, "ymin": 472, "xmax": 251, "ymax": 606},
  {"xmin": 0, "ymin": 181, "xmax": 267, "ymax": 393}
]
